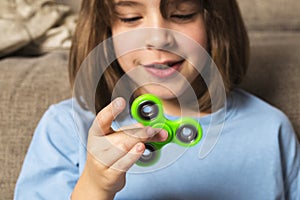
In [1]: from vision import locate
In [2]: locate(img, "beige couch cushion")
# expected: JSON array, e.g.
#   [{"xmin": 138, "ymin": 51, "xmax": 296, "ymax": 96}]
[
  {"xmin": 0, "ymin": 51, "xmax": 71, "ymax": 199},
  {"xmin": 242, "ymin": 32, "xmax": 300, "ymax": 136},
  {"xmin": 238, "ymin": 0, "xmax": 300, "ymax": 30}
]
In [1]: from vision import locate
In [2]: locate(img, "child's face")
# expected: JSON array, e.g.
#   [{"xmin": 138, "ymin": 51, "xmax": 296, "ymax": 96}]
[{"xmin": 111, "ymin": 0, "xmax": 207, "ymax": 99}]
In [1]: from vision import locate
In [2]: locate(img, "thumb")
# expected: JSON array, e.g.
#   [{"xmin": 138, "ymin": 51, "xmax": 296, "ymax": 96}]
[{"xmin": 91, "ymin": 97, "xmax": 126, "ymax": 136}]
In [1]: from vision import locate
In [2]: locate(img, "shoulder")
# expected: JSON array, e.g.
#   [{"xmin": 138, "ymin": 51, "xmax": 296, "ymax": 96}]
[
  {"xmin": 14, "ymin": 98, "xmax": 92, "ymax": 199},
  {"xmin": 34, "ymin": 98, "xmax": 95, "ymax": 148},
  {"xmin": 228, "ymin": 90, "xmax": 300, "ymax": 196},
  {"xmin": 226, "ymin": 88, "xmax": 297, "ymax": 141},
  {"xmin": 27, "ymin": 98, "xmax": 95, "ymax": 168},
  {"xmin": 45, "ymin": 98, "xmax": 87, "ymax": 117},
  {"xmin": 43, "ymin": 98, "xmax": 94, "ymax": 127},
  {"xmin": 43, "ymin": 99, "xmax": 73, "ymax": 121},
  {"xmin": 229, "ymin": 88, "xmax": 291, "ymax": 126},
  {"xmin": 34, "ymin": 99, "xmax": 79, "ymax": 145}
]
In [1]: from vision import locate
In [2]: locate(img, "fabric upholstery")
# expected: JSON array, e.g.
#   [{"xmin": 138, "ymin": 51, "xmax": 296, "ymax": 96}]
[
  {"xmin": 242, "ymin": 32, "xmax": 300, "ymax": 136},
  {"xmin": 0, "ymin": 51, "xmax": 71, "ymax": 199},
  {"xmin": 239, "ymin": 0, "xmax": 300, "ymax": 31}
]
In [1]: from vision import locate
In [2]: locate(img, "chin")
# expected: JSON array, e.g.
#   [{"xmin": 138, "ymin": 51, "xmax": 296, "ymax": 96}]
[{"xmin": 140, "ymin": 84, "xmax": 187, "ymax": 100}]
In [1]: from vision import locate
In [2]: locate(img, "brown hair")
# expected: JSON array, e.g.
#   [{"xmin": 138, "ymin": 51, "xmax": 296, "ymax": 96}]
[{"xmin": 69, "ymin": 0, "xmax": 249, "ymax": 113}]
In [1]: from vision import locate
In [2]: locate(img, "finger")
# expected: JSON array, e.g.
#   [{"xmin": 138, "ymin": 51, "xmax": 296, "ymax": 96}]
[
  {"xmin": 108, "ymin": 127, "xmax": 167, "ymax": 159},
  {"xmin": 87, "ymin": 126, "xmax": 145, "ymax": 168},
  {"xmin": 92, "ymin": 97, "xmax": 126, "ymax": 136},
  {"xmin": 87, "ymin": 130, "xmax": 145, "ymax": 168},
  {"xmin": 88, "ymin": 125, "xmax": 168, "ymax": 170},
  {"xmin": 90, "ymin": 127, "xmax": 148, "ymax": 167},
  {"xmin": 115, "ymin": 123, "xmax": 144, "ymax": 132},
  {"xmin": 110, "ymin": 142, "xmax": 145, "ymax": 172},
  {"xmin": 149, "ymin": 128, "xmax": 169, "ymax": 142},
  {"xmin": 87, "ymin": 135, "xmax": 131, "ymax": 168},
  {"xmin": 91, "ymin": 127, "xmax": 166, "ymax": 167},
  {"xmin": 119, "ymin": 126, "xmax": 168, "ymax": 143}
]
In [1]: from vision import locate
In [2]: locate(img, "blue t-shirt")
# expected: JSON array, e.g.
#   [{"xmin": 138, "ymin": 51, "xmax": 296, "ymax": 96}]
[{"xmin": 14, "ymin": 89, "xmax": 300, "ymax": 199}]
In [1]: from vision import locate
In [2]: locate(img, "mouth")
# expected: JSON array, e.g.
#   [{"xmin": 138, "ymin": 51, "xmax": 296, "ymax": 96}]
[{"xmin": 143, "ymin": 60, "xmax": 184, "ymax": 78}]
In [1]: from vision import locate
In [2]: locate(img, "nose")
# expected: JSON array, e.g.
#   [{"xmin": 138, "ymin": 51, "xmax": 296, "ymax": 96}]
[{"xmin": 145, "ymin": 28, "xmax": 175, "ymax": 50}]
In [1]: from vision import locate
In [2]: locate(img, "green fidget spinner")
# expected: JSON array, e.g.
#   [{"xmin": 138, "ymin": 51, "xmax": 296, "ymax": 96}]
[{"xmin": 130, "ymin": 94, "xmax": 203, "ymax": 166}]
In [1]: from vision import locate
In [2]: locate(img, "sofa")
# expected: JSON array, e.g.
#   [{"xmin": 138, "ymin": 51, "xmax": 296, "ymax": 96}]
[{"xmin": 0, "ymin": 0, "xmax": 299, "ymax": 199}]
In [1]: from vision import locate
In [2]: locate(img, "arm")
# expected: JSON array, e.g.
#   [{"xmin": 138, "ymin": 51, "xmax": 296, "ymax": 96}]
[
  {"xmin": 14, "ymin": 104, "xmax": 81, "ymax": 199},
  {"xmin": 278, "ymin": 115, "xmax": 300, "ymax": 199}
]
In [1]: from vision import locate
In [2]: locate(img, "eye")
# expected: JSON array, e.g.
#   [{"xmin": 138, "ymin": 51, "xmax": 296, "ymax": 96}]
[
  {"xmin": 171, "ymin": 13, "xmax": 197, "ymax": 22},
  {"xmin": 120, "ymin": 16, "xmax": 142, "ymax": 23}
]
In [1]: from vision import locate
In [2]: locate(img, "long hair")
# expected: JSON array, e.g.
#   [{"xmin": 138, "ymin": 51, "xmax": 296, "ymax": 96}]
[{"xmin": 69, "ymin": 0, "xmax": 249, "ymax": 113}]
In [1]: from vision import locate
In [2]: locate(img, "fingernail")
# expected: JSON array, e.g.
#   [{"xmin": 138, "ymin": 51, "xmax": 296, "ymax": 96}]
[
  {"xmin": 160, "ymin": 130, "xmax": 169, "ymax": 141},
  {"xmin": 136, "ymin": 143, "xmax": 144, "ymax": 152},
  {"xmin": 146, "ymin": 127, "xmax": 156, "ymax": 136},
  {"xmin": 113, "ymin": 98, "xmax": 123, "ymax": 109}
]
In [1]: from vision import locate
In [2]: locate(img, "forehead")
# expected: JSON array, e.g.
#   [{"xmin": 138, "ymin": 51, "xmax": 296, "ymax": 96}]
[
  {"xmin": 114, "ymin": 0, "xmax": 142, "ymax": 6},
  {"xmin": 113, "ymin": 0, "xmax": 199, "ymax": 7}
]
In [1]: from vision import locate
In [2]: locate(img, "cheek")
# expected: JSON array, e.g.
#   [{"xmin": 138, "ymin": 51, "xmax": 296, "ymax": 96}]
[
  {"xmin": 178, "ymin": 27, "xmax": 208, "ymax": 75},
  {"xmin": 187, "ymin": 28, "xmax": 207, "ymax": 50},
  {"xmin": 116, "ymin": 53, "xmax": 139, "ymax": 73},
  {"xmin": 179, "ymin": 17, "xmax": 208, "ymax": 50}
]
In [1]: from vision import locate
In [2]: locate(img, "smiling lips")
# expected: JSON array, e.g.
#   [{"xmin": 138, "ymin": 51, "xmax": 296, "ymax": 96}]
[{"xmin": 143, "ymin": 60, "xmax": 184, "ymax": 78}]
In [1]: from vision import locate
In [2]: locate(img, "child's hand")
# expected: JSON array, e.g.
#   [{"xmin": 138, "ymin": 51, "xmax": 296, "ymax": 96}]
[{"xmin": 71, "ymin": 97, "xmax": 168, "ymax": 200}]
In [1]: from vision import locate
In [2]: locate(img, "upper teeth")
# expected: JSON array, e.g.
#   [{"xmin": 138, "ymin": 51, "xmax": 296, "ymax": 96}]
[{"xmin": 152, "ymin": 64, "xmax": 170, "ymax": 69}]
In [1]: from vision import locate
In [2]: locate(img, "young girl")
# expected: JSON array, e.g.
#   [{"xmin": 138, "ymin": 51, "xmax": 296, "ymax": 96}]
[{"xmin": 15, "ymin": 0, "xmax": 300, "ymax": 199}]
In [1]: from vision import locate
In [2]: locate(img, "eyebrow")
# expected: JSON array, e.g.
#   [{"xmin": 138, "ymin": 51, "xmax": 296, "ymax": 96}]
[{"xmin": 114, "ymin": 0, "xmax": 143, "ymax": 8}]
